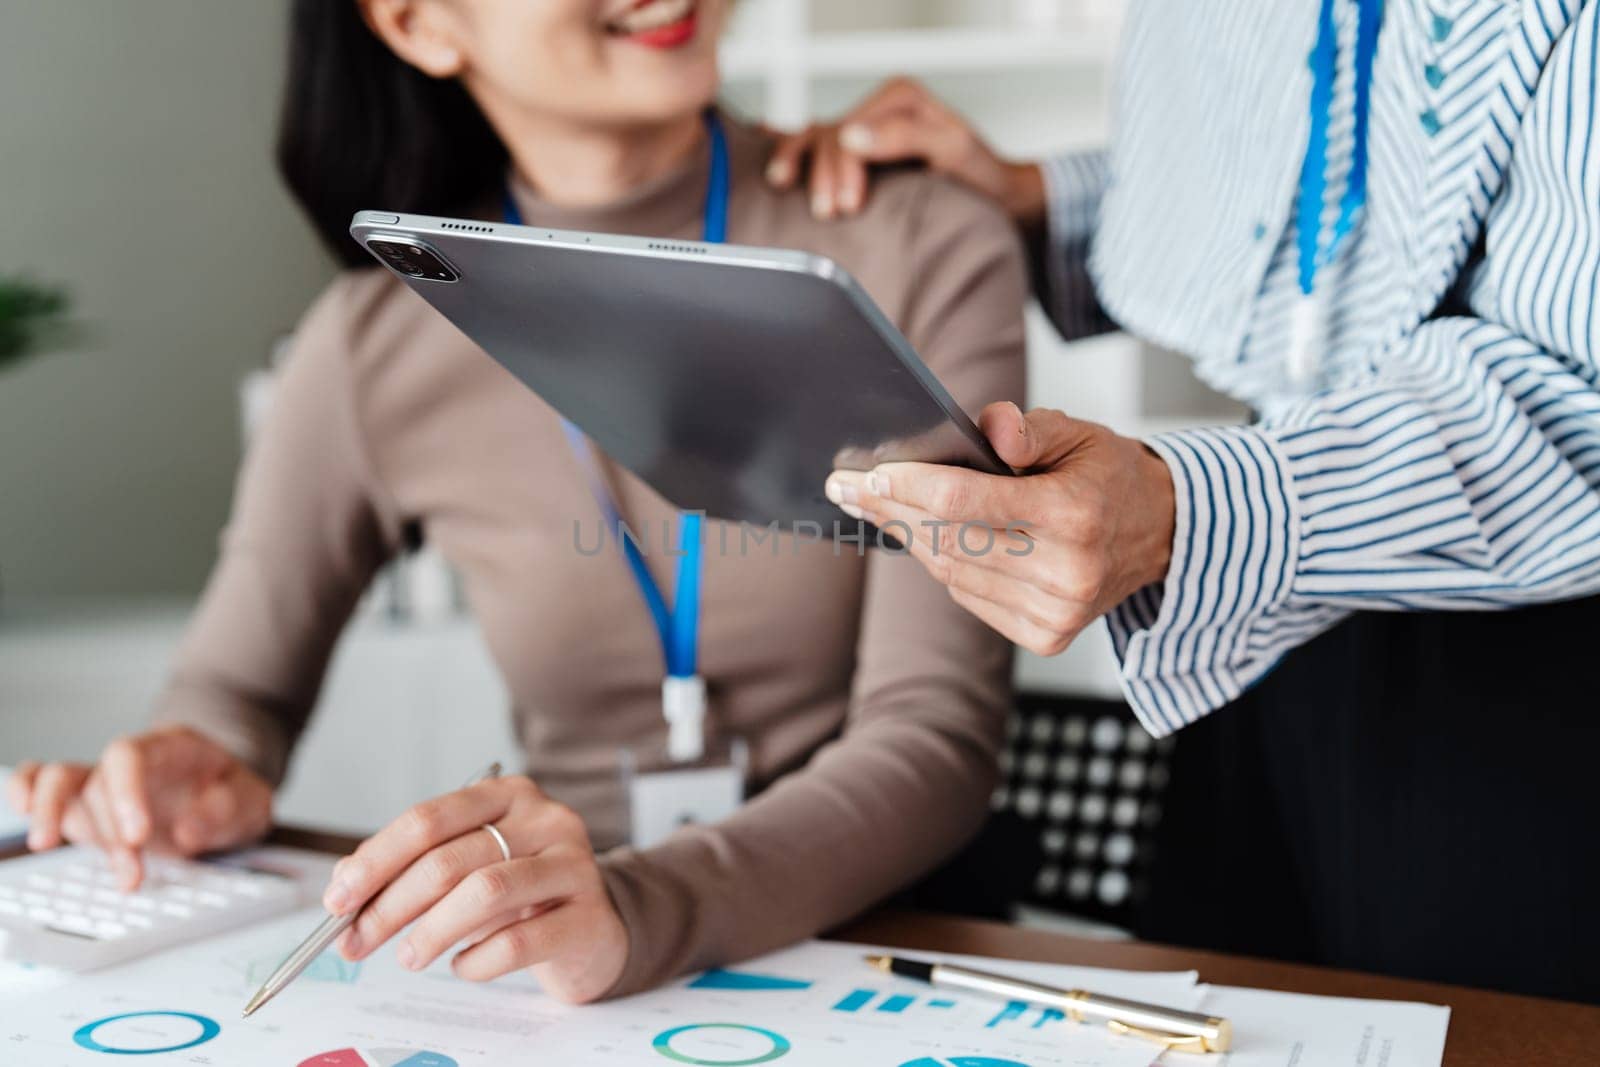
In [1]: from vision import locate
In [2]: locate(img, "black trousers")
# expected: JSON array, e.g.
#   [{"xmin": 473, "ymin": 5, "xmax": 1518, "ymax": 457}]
[{"xmin": 1137, "ymin": 595, "xmax": 1600, "ymax": 1004}]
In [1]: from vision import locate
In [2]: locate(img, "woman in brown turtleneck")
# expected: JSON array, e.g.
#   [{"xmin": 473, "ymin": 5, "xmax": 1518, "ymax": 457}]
[{"xmin": 9, "ymin": 0, "xmax": 1024, "ymax": 1001}]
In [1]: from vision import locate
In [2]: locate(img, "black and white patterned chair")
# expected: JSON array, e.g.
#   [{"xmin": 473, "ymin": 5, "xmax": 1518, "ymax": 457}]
[
  {"xmin": 993, "ymin": 692, "xmax": 1175, "ymax": 927},
  {"xmin": 903, "ymin": 691, "xmax": 1175, "ymax": 930}
]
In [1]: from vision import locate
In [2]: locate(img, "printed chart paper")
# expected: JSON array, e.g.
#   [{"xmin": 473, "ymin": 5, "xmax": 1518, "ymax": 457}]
[
  {"xmin": 0, "ymin": 911, "xmax": 1194, "ymax": 1067},
  {"xmin": 1193, "ymin": 985, "xmax": 1451, "ymax": 1067},
  {"xmin": 0, "ymin": 878, "xmax": 1450, "ymax": 1067}
]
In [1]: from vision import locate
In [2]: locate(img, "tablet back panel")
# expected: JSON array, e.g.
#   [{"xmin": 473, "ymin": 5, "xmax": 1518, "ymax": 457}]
[{"xmin": 350, "ymin": 211, "xmax": 1009, "ymax": 530}]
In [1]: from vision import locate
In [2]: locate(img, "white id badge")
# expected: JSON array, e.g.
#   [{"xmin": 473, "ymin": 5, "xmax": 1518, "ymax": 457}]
[{"xmin": 622, "ymin": 739, "xmax": 747, "ymax": 849}]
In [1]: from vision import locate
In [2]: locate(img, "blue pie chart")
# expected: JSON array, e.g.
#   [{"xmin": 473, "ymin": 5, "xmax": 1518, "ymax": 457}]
[
  {"xmin": 898, "ymin": 1059, "xmax": 1033, "ymax": 1067},
  {"xmin": 652, "ymin": 1023, "xmax": 791, "ymax": 1065},
  {"xmin": 72, "ymin": 1011, "xmax": 220, "ymax": 1055}
]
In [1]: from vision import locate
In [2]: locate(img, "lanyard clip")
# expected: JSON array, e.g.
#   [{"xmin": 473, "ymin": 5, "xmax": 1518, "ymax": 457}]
[
  {"xmin": 662, "ymin": 674, "xmax": 707, "ymax": 763},
  {"xmin": 1287, "ymin": 292, "xmax": 1329, "ymax": 391}
]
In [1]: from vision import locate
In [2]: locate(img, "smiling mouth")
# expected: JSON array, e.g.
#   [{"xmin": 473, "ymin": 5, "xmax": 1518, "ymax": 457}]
[{"xmin": 604, "ymin": 0, "xmax": 698, "ymax": 39}]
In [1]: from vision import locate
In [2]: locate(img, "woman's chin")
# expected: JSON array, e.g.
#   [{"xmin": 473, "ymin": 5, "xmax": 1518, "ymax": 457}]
[{"xmin": 609, "ymin": 70, "xmax": 722, "ymax": 124}]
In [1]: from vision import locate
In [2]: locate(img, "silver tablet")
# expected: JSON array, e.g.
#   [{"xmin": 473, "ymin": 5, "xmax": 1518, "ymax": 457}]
[{"xmin": 350, "ymin": 210, "xmax": 1011, "ymax": 530}]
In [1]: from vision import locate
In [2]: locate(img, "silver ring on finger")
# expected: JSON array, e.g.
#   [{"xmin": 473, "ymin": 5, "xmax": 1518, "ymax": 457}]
[{"xmin": 481, "ymin": 822, "xmax": 512, "ymax": 863}]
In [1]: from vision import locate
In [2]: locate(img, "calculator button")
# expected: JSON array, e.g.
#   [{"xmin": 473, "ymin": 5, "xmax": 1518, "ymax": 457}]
[
  {"xmin": 89, "ymin": 906, "xmax": 117, "ymax": 921},
  {"xmin": 55, "ymin": 897, "xmax": 84, "ymax": 913},
  {"xmin": 28, "ymin": 907, "xmax": 56, "ymax": 923},
  {"xmin": 53, "ymin": 913, "xmax": 97, "ymax": 935},
  {"xmin": 23, "ymin": 892, "xmax": 49, "ymax": 907},
  {"xmin": 93, "ymin": 889, "xmax": 122, "ymax": 904},
  {"xmin": 0, "ymin": 885, "xmax": 17, "ymax": 899},
  {"xmin": 160, "ymin": 902, "xmax": 192, "ymax": 918},
  {"xmin": 123, "ymin": 913, "xmax": 153, "ymax": 929},
  {"xmin": 0, "ymin": 899, "xmax": 20, "ymax": 915},
  {"xmin": 125, "ymin": 895, "xmax": 155, "ymax": 910},
  {"xmin": 196, "ymin": 891, "xmax": 229, "ymax": 909},
  {"xmin": 93, "ymin": 920, "xmax": 128, "ymax": 939},
  {"xmin": 26, "ymin": 875, "xmax": 55, "ymax": 890}
]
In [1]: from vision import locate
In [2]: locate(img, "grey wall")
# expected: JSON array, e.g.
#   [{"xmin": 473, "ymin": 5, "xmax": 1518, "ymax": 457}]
[{"xmin": 0, "ymin": 1, "xmax": 335, "ymax": 598}]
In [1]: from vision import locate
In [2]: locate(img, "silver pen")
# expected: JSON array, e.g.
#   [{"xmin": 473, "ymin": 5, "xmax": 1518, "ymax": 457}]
[
  {"xmin": 242, "ymin": 761, "xmax": 503, "ymax": 1017},
  {"xmin": 865, "ymin": 953, "xmax": 1232, "ymax": 1054}
]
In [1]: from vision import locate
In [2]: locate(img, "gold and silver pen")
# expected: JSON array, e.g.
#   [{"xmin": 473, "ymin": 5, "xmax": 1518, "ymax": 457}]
[
  {"xmin": 241, "ymin": 762, "xmax": 503, "ymax": 1018},
  {"xmin": 865, "ymin": 953, "xmax": 1231, "ymax": 1054}
]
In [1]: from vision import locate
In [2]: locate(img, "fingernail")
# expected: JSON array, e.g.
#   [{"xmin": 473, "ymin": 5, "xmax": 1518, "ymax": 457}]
[
  {"xmin": 342, "ymin": 930, "xmax": 363, "ymax": 958},
  {"xmin": 324, "ymin": 881, "xmax": 352, "ymax": 913},
  {"xmin": 868, "ymin": 470, "xmax": 892, "ymax": 498},
  {"xmin": 840, "ymin": 123, "xmax": 873, "ymax": 153},
  {"xmin": 397, "ymin": 941, "xmax": 417, "ymax": 970},
  {"xmin": 765, "ymin": 159, "xmax": 790, "ymax": 184},
  {"xmin": 840, "ymin": 503, "xmax": 865, "ymax": 520},
  {"xmin": 117, "ymin": 803, "xmax": 145, "ymax": 841},
  {"xmin": 812, "ymin": 193, "xmax": 833, "ymax": 219},
  {"xmin": 27, "ymin": 829, "xmax": 45, "ymax": 851},
  {"xmin": 839, "ymin": 186, "xmax": 861, "ymax": 212},
  {"xmin": 825, "ymin": 477, "xmax": 858, "ymax": 507},
  {"xmin": 1008, "ymin": 401, "xmax": 1028, "ymax": 434}
]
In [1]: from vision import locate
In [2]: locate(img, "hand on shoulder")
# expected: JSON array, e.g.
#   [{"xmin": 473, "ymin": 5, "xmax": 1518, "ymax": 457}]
[{"xmin": 764, "ymin": 77, "xmax": 1045, "ymax": 225}]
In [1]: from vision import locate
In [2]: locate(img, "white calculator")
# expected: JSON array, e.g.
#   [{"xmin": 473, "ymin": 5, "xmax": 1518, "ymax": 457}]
[{"xmin": 0, "ymin": 846, "xmax": 302, "ymax": 971}]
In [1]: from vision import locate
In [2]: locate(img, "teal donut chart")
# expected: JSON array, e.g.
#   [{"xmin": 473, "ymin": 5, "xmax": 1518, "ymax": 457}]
[
  {"xmin": 651, "ymin": 1023, "xmax": 792, "ymax": 1065},
  {"xmin": 72, "ymin": 1011, "xmax": 221, "ymax": 1055}
]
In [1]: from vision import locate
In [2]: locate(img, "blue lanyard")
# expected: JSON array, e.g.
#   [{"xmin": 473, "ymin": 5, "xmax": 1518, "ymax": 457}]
[
  {"xmin": 501, "ymin": 110, "xmax": 728, "ymax": 681},
  {"xmin": 1297, "ymin": 0, "xmax": 1383, "ymax": 297}
]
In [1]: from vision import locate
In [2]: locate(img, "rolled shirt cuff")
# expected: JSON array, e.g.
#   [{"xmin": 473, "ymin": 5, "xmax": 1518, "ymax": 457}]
[{"xmin": 1105, "ymin": 425, "xmax": 1302, "ymax": 735}]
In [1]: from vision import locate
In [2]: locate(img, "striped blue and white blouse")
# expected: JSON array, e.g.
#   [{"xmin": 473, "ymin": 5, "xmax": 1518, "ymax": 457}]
[{"xmin": 1040, "ymin": 0, "xmax": 1600, "ymax": 736}]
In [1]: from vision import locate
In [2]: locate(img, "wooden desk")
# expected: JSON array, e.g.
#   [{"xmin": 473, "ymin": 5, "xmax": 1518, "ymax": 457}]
[{"xmin": 267, "ymin": 827, "xmax": 1600, "ymax": 1066}]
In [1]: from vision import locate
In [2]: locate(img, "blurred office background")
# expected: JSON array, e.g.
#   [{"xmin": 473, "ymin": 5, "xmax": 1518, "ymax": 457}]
[{"xmin": 2, "ymin": 1, "xmax": 1241, "ymax": 929}]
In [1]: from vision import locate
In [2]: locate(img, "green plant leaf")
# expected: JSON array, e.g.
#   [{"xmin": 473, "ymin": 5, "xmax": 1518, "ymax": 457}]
[{"xmin": 0, "ymin": 276, "xmax": 72, "ymax": 371}]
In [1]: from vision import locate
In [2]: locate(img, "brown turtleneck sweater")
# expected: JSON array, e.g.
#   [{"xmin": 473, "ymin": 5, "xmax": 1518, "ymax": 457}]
[{"xmin": 153, "ymin": 116, "xmax": 1027, "ymax": 996}]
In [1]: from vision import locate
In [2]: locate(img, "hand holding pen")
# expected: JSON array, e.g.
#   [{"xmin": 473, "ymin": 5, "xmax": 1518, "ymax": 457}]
[{"xmin": 245, "ymin": 762, "xmax": 629, "ymax": 1014}]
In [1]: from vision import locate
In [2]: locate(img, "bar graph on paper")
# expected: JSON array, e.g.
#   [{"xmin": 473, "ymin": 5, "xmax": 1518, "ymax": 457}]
[
  {"xmin": 692, "ymin": 964, "xmax": 1053, "ymax": 1026},
  {"xmin": 832, "ymin": 988, "xmax": 959, "ymax": 1015}
]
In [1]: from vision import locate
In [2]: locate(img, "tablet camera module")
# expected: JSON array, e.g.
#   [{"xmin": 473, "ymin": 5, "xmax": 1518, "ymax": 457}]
[{"xmin": 368, "ymin": 239, "xmax": 459, "ymax": 283}]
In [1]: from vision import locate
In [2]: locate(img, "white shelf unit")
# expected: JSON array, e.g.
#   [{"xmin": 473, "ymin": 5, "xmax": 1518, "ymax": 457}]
[
  {"xmin": 721, "ymin": 1, "xmax": 1124, "ymax": 128},
  {"xmin": 724, "ymin": 26, "xmax": 1118, "ymax": 77},
  {"xmin": 721, "ymin": 26, "xmax": 1122, "ymax": 125}
]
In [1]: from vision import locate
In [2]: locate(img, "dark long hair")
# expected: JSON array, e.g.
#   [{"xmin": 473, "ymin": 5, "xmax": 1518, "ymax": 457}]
[{"xmin": 276, "ymin": 0, "xmax": 507, "ymax": 267}]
